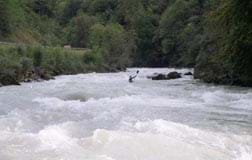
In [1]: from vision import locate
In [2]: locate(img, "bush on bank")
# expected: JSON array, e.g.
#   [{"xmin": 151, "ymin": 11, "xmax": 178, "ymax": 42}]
[{"xmin": 0, "ymin": 44, "xmax": 103, "ymax": 86}]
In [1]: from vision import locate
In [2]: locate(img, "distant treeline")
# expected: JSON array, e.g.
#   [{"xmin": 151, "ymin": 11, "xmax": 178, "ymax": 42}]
[{"xmin": 0, "ymin": 0, "xmax": 251, "ymax": 86}]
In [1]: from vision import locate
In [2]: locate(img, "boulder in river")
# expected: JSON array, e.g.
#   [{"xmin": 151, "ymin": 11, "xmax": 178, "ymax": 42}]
[
  {"xmin": 151, "ymin": 74, "xmax": 167, "ymax": 80},
  {"xmin": 184, "ymin": 72, "xmax": 193, "ymax": 76},
  {"xmin": 167, "ymin": 72, "xmax": 182, "ymax": 79},
  {"xmin": 151, "ymin": 71, "xmax": 182, "ymax": 80}
]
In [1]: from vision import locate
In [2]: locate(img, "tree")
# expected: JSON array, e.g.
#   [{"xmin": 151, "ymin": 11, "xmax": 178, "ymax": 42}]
[
  {"xmin": 195, "ymin": 0, "xmax": 252, "ymax": 86},
  {"xmin": 117, "ymin": 0, "xmax": 144, "ymax": 27},
  {"xmin": 89, "ymin": 23, "xmax": 135, "ymax": 69},
  {"xmin": 133, "ymin": 11, "xmax": 156, "ymax": 66},
  {"xmin": 87, "ymin": 0, "xmax": 118, "ymax": 22},
  {"xmin": 158, "ymin": 0, "xmax": 204, "ymax": 66},
  {"xmin": 67, "ymin": 13, "xmax": 97, "ymax": 47},
  {"xmin": 31, "ymin": 0, "xmax": 53, "ymax": 17},
  {"xmin": 0, "ymin": 0, "xmax": 11, "ymax": 37},
  {"xmin": 61, "ymin": 0, "xmax": 83, "ymax": 24}
]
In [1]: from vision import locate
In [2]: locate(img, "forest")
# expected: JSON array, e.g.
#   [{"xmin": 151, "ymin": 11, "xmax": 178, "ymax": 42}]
[{"xmin": 0, "ymin": 0, "xmax": 251, "ymax": 86}]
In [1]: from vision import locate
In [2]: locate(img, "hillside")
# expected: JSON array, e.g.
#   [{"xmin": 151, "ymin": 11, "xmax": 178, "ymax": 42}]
[{"xmin": 0, "ymin": 0, "xmax": 251, "ymax": 86}]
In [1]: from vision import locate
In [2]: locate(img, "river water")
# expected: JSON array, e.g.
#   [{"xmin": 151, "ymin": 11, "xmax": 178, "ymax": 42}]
[{"xmin": 0, "ymin": 68, "xmax": 251, "ymax": 160}]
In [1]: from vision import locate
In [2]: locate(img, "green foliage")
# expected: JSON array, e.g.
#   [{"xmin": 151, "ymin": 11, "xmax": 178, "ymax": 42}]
[
  {"xmin": 195, "ymin": 0, "xmax": 252, "ymax": 86},
  {"xmin": 33, "ymin": 47, "xmax": 43, "ymax": 67},
  {"xmin": 0, "ymin": 44, "xmax": 98, "ymax": 84},
  {"xmin": 87, "ymin": 0, "xmax": 118, "ymax": 22},
  {"xmin": 134, "ymin": 11, "xmax": 156, "ymax": 66},
  {"xmin": 0, "ymin": 0, "xmax": 26, "ymax": 38},
  {"xmin": 0, "ymin": 0, "xmax": 251, "ymax": 86},
  {"xmin": 20, "ymin": 57, "xmax": 33, "ymax": 72},
  {"xmin": 31, "ymin": 0, "xmax": 53, "ymax": 17},
  {"xmin": 61, "ymin": 0, "xmax": 83, "ymax": 24},
  {"xmin": 117, "ymin": 0, "xmax": 145, "ymax": 27},
  {"xmin": 0, "ymin": 0, "xmax": 207, "ymax": 68},
  {"xmin": 67, "ymin": 13, "xmax": 97, "ymax": 47},
  {"xmin": 158, "ymin": 0, "xmax": 204, "ymax": 66},
  {"xmin": 89, "ymin": 23, "xmax": 135, "ymax": 69},
  {"xmin": 0, "ymin": 0, "xmax": 10, "ymax": 37},
  {"xmin": 221, "ymin": 0, "xmax": 252, "ymax": 85}
]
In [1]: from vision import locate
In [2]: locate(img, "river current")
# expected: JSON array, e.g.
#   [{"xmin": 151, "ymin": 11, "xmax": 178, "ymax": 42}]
[{"xmin": 0, "ymin": 68, "xmax": 251, "ymax": 160}]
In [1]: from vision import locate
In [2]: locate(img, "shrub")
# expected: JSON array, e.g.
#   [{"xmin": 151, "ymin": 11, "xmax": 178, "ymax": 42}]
[
  {"xmin": 19, "ymin": 57, "xmax": 33, "ymax": 72},
  {"xmin": 33, "ymin": 47, "xmax": 43, "ymax": 67},
  {"xmin": 0, "ymin": 44, "xmax": 99, "ymax": 85}
]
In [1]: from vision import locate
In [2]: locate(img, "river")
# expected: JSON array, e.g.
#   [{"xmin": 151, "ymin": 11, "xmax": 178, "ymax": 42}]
[{"xmin": 0, "ymin": 68, "xmax": 251, "ymax": 160}]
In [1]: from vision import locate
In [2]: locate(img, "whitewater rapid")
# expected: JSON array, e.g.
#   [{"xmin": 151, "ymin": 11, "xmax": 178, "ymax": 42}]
[{"xmin": 0, "ymin": 68, "xmax": 251, "ymax": 160}]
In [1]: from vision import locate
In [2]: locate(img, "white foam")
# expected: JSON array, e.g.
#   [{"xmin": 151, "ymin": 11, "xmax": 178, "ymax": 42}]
[
  {"xmin": 79, "ymin": 120, "xmax": 246, "ymax": 160},
  {"xmin": 0, "ymin": 68, "xmax": 251, "ymax": 160},
  {"xmin": 234, "ymin": 146, "xmax": 252, "ymax": 160}
]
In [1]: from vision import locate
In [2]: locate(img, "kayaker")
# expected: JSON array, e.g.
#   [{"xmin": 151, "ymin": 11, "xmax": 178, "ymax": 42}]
[{"xmin": 129, "ymin": 70, "xmax": 139, "ymax": 83}]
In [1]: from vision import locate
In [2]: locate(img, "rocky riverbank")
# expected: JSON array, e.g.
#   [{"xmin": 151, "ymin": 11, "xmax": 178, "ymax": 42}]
[
  {"xmin": 0, "ymin": 67, "xmax": 54, "ymax": 86},
  {"xmin": 0, "ymin": 45, "xmax": 112, "ymax": 87}
]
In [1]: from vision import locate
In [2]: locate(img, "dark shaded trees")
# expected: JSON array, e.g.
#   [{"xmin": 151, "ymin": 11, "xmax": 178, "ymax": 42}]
[
  {"xmin": 31, "ymin": 0, "xmax": 53, "ymax": 17},
  {"xmin": 195, "ymin": 0, "xmax": 252, "ymax": 86},
  {"xmin": 158, "ymin": 0, "xmax": 206, "ymax": 67},
  {"xmin": 60, "ymin": 0, "xmax": 83, "ymax": 24},
  {"xmin": 0, "ymin": 0, "xmax": 10, "ymax": 38}
]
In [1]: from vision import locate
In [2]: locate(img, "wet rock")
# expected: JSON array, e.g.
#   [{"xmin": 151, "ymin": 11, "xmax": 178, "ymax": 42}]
[
  {"xmin": 151, "ymin": 74, "xmax": 167, "ymax": 80},
  {"xmin": 151, "ymin": 72, "xmax": 182, "ymax": 80},
  {"xmin": 24, "ymin": 78, "xmax": 32, "ymax": 83},
  {"xmin": 35, "ymin": 78, "xmax": 44, "ymax": 82},
  {"xmin": 41, "ymin": 73, "xmax": 54, "ymax": 81},
  {"xmin": 167, "ymin": 72, "xmax": 182, "ymax": 79},
  {"xmin": 34, "ymin": 67, "xmax": 55, "ymax": 81},
  {"xmin": 184, "ymin": 72, "xmax": 193, "ymax": 76},
  {"xmin": 34, "ymin": 67, "xmax": 44, "ymax": 77}
]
